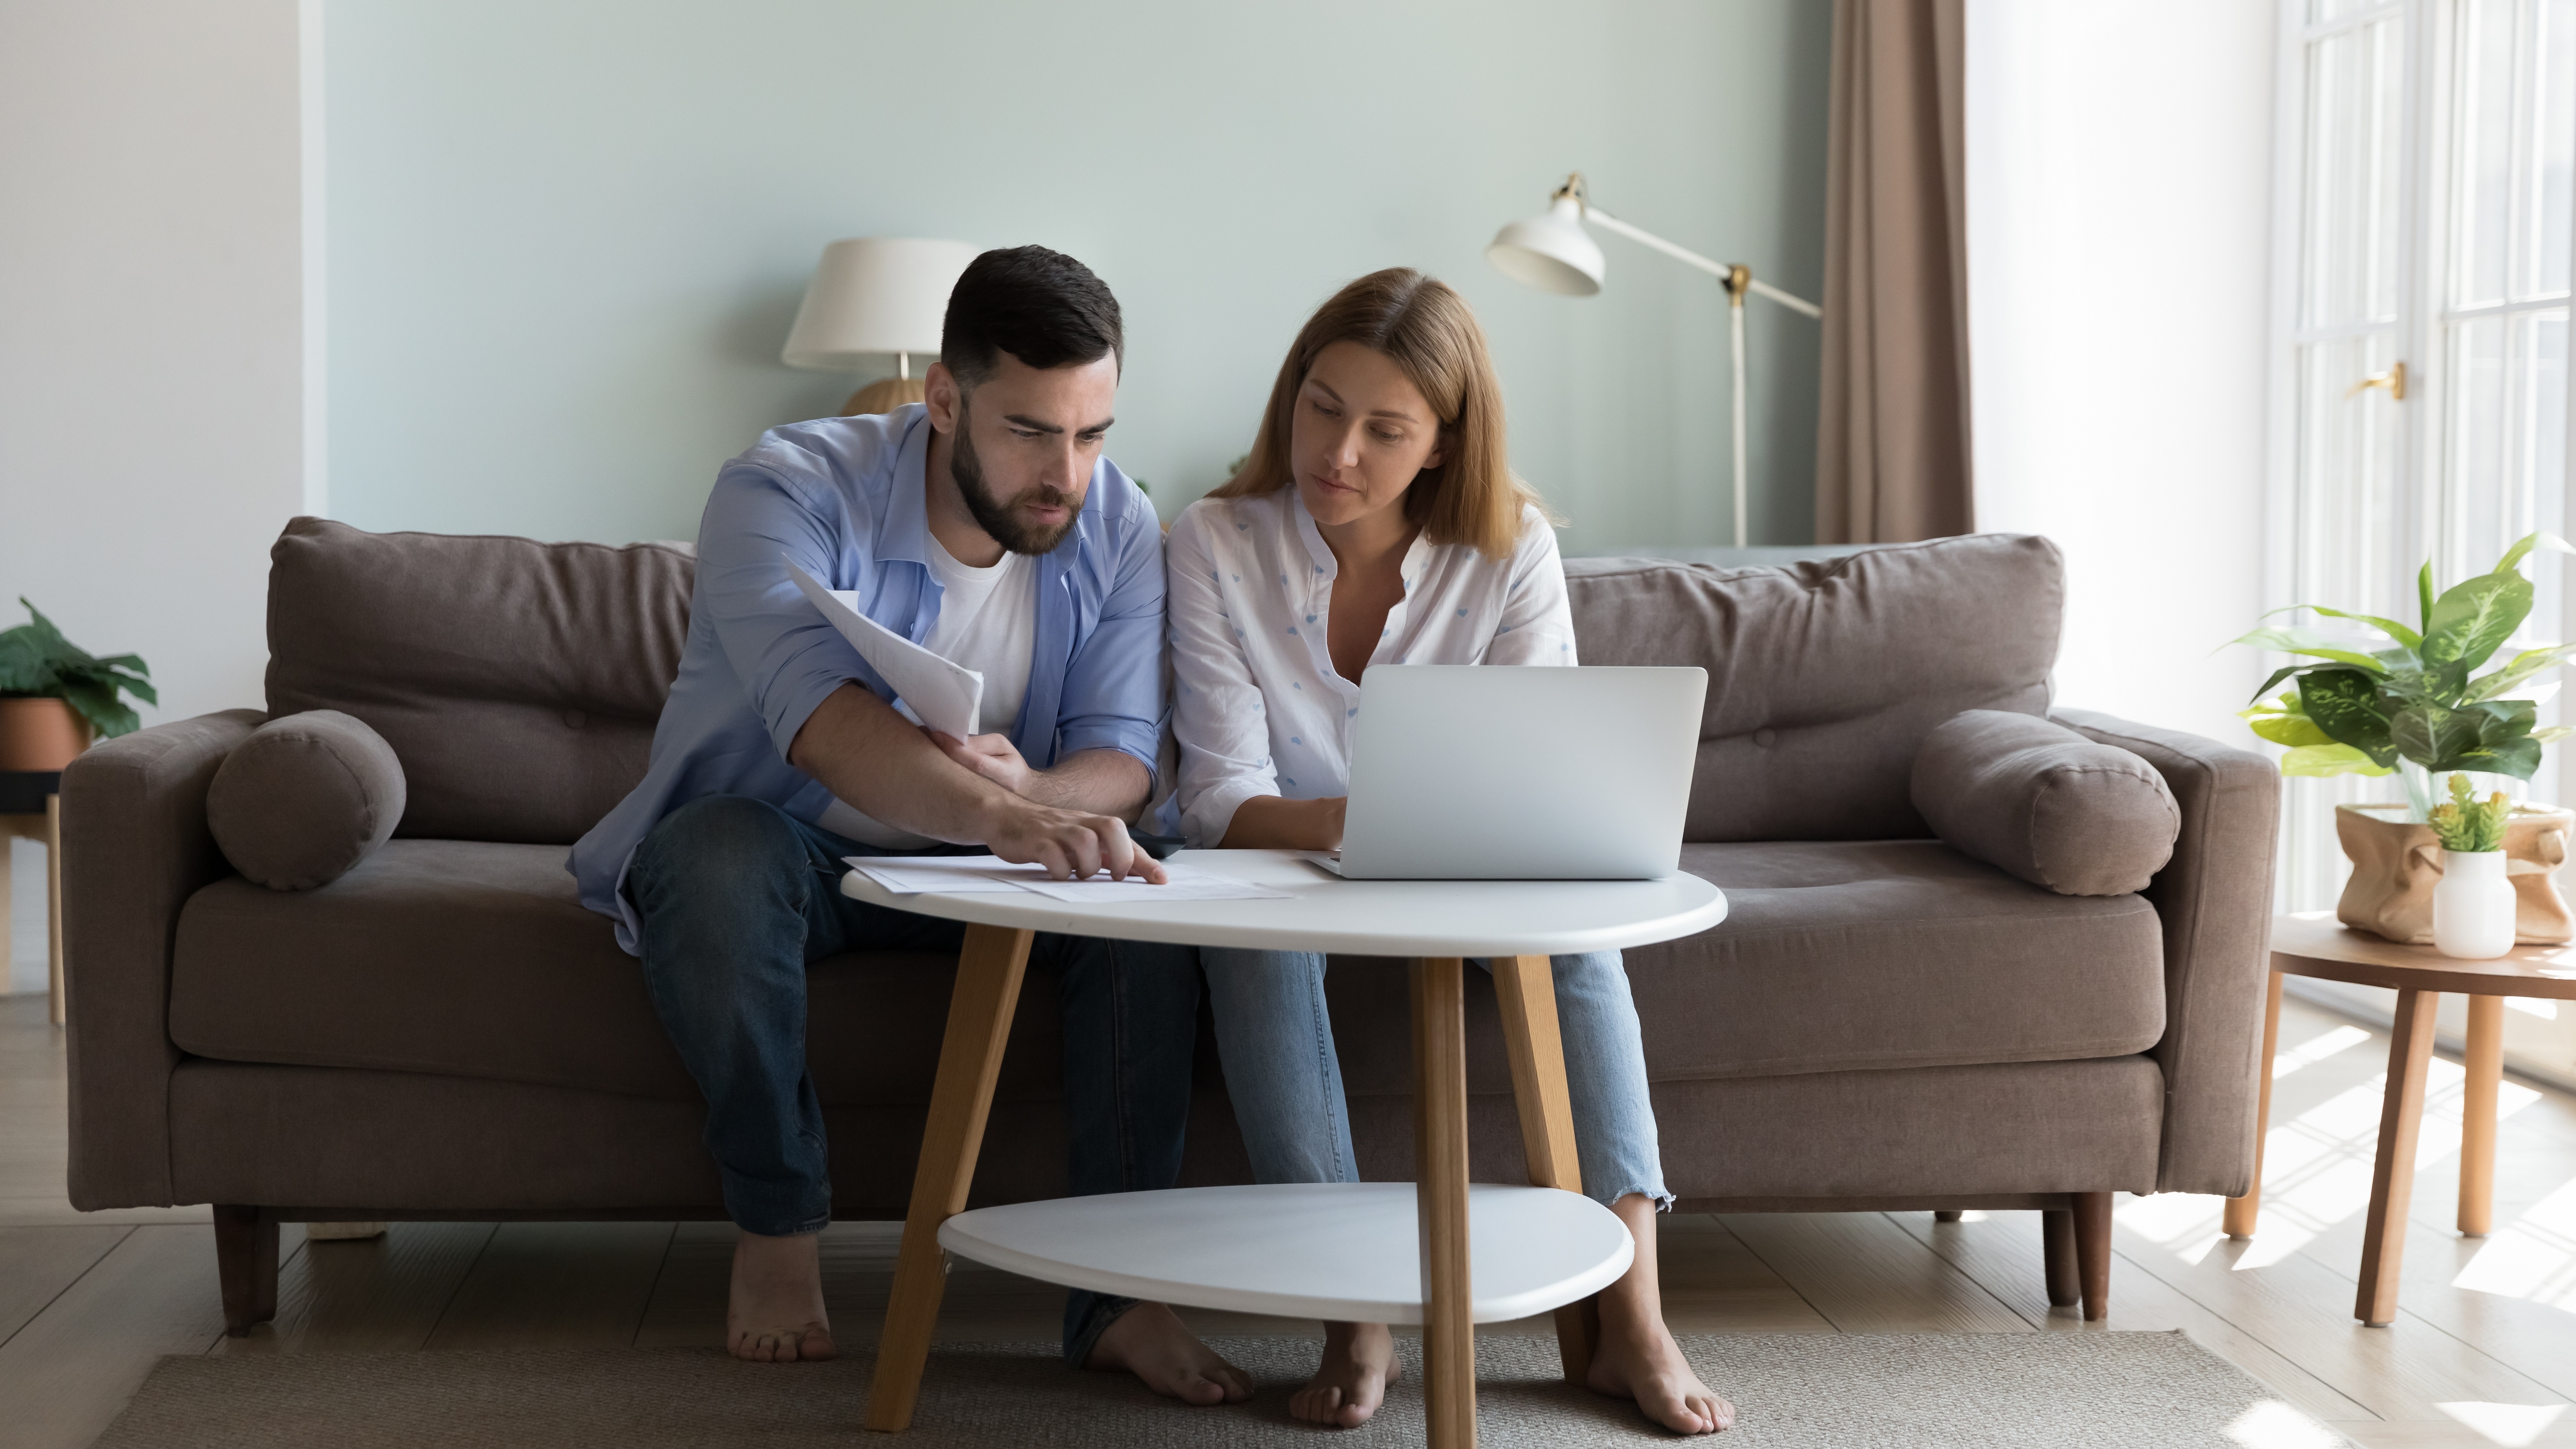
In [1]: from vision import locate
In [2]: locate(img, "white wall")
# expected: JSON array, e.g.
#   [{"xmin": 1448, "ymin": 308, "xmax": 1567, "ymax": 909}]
[
  {"xmin": 1966, "ymin": 0, "xmax": 2276, "ymax": 744},
  {"xmin": 322, "ymin": 0, "xmax": 1832, "ymax": 554},
  {"xmin": 0, "ymin": 1, "xmax": 311, "ymax": 727}
]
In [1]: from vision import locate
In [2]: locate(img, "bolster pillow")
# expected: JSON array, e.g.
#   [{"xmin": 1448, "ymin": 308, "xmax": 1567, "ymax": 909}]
[
  {"xmin": 1910, "ymin": 709, "xmax": 2179, "ymax": 896},
  {"xmin": 207, "ymin": 710, "xmax": 407, "ymax": 890}
]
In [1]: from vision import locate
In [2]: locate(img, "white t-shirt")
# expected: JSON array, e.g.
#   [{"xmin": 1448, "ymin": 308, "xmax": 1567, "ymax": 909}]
[{"xmin": 819, "ymin": 532, "xmax": 1039, "ymax": 847}]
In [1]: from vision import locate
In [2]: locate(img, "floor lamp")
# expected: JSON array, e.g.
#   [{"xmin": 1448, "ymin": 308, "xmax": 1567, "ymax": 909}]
[
  {"xmin": 783, "ymin": 238, "xmax": 981, "ymax": 416},
  {"xmin": 1486, "ymin": 174, "xmax": 1823, "ymax": 547}
]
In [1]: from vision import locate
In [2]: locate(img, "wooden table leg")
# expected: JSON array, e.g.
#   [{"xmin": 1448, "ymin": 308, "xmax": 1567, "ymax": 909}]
[
  {"xmin": 46, "ymin": 793, "xmax": 64, "ymax": 1028},
  {"xmin": 2356, "ymin": 987, "xmax": 2440, "ymax": 1326},
  {"xmin": 1492, "ymin": 953, "xmax": 1593, "ymax": 1384},
  {"xmin": 1413, "ymin": 957, "xmax": 1476, "ymax": 1449},
  {"xmin": 2224, "ymin": 971, "xmax": 2283, "ymax": 1239},
  {"xmin": 2460, "ymin": 993, "xmax": 2503, "ymax": 1237},
  {"xmin": 865, "ymin": 924, "xmax": 1035, "ymax": 1433}
]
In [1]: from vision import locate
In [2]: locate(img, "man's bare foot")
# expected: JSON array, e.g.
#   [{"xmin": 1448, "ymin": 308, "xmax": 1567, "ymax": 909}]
[
  {"xmin": 727, "ymin": 1229, "xmax": 835, "ymax": 1363},
  {"xmin": 1291, "ymin": 1321, "xmax": 1400, "ymax": 1428},
  {"xmin": 1084, "ymin": 1301, "xmax": 1253, "ymax": 1405},
  {"xmin": 1588, "ymin": 1309, "xmax": 1733, "ymax": 1434}
]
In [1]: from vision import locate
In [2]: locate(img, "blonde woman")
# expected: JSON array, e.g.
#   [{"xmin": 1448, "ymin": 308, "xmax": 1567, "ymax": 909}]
[{"xmin": 1165, "ymin": 269, "xmax": 1733, "ymax": 1435}]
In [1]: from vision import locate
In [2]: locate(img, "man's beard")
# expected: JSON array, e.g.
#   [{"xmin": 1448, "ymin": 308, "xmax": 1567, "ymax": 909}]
[{"xmin": 952, "ymin": 407, "xmax": 1081, "ymax": 556}]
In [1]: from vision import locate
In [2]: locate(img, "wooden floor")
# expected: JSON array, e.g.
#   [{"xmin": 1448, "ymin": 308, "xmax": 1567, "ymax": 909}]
[{"xmin": 5, "ymin": 994, "xmax": 2576, "ymax": 1448}]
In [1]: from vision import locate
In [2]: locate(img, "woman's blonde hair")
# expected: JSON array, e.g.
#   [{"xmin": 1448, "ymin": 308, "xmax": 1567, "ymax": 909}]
[{"xmin": 1210, "ymin": 267, "xmax": 1554, "ymax": 560}]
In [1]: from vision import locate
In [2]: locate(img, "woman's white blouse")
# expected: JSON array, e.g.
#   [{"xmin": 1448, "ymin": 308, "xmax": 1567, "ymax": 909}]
[{"xmin": 1165, "ymin": 486, "xmax": 1579, "ymax": 846}]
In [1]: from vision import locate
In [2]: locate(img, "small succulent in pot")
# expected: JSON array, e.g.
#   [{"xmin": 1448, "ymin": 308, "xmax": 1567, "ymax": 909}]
[
  {"xmin": 2429, "ymin": 772, "xmax": 2511, "ymax": 853},
  {"xmin": 0, "ymin": 598, "xmax": 155, "ymax": 739}
]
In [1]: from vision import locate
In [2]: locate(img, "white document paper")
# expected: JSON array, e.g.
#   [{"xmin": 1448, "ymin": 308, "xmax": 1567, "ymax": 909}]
[
  {"xmin": 785, "ymin": 558, "xmax": 982, "ymax": 739},
  {"xmin": 847, "ymin": 855, "xmax": 1291, "ymax": 903},
  {"xmin": 843, "ymin": 856, "xmax": 1045, "ymax": 894},
  {"xmin": 1010, "ymin": 861, "xmax": 1292, "ymax": 903}
]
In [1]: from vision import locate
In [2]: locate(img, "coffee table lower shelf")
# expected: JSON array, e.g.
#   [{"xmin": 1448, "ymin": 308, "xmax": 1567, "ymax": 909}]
[{"xmin": 939, "ymin": 1182, "xmax": 1635, "ymax": 1324}]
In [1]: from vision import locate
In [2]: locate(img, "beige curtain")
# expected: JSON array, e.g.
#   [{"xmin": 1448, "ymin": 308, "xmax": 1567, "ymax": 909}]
[{"xmin": 1816, "ymin": 0, "xmax": 1974, "ymax": 544}]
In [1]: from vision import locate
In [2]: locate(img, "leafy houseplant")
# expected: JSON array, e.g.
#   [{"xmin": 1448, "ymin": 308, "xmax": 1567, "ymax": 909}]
[
  {"xmin": 0, "ymin": 599, "xmax": 155, "ymax": 740},
  {"xmin": 2236, "ymin": 533, "xmax": 2575, "ymax": 818}
]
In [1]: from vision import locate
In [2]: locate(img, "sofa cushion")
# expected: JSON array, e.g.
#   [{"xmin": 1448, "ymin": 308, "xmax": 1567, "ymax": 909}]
[
  {"xmin": 207, "ymin": 710, "xmax": 407, "ymax": 890},
  {"xmin": 1565, "ymin": 536, "xmax": 2062, "ymax": 840},
  {"xmin": 1320, "ymin": 840, "xmax": 2165, "ymax": 1095},
  {"xmin": 264, "ymin": 518, "xmax": 695, "ymax": 845},
  {"xmin": 167, "ymin": 839, "xmax": 1066, "ymax": 1106},
  {"xmin": 1912, "ymin": 709, "xmax": 2179, "ymax": 895}
]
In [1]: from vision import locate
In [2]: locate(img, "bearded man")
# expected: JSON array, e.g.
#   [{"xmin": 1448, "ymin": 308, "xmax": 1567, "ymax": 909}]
[{"xmin": 570, "ymin": 246, "xmax": 1250, "ymax": 1404}]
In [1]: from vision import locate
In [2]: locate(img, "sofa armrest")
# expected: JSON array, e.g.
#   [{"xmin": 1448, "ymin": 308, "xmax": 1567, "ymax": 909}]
[
  {"xmin": 2053, "ymin": 708, "xmax": 2279, "ymax": 1196},
  {"xmin": 63, "ymin": 709, "xmax": 264, "ymax": 1209}
]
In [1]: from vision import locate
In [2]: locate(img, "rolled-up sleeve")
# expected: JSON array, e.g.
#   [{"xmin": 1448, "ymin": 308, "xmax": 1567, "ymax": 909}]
[
  {"xmin": 1167, "ymin": 508, "xmax": 1281, "ymax": 845},
  {"xmin": 1484, "ymin": 509, "xmax": 1580, "ymax": 667},
  {"xmin": 695, "ymin": 463, "xmax": 874, "ymax": 761},
  {"xmin": 1054, "ymin": 489, "xmax": 1166, "ymax": 775}
]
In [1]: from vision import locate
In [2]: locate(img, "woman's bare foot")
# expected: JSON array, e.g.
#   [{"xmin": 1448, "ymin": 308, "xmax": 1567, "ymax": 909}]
[
  {"xmin": 727, "ymin": 1229, "xmax": 834, "ymax": 1363},
  {"xmin": 1586, "ymin": 1194, "xmax": 1734, "ymax": 1433},
  {"xmin": 1084, "ymin": 1301, "xmax": 1254, "ymax": 1405},
  {"xmin": 1588, "ymin": 1310, "xmax": 1733, "ymax": 1434},
  {"xmin": 1291, "ymin": 1321, "xmax": 1401, "ymax": 1428}
]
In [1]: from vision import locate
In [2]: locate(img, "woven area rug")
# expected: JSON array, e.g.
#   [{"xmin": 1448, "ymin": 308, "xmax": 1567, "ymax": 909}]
[{"xmin": 93, "ymin": 1332, "xmax": 2353, "ymax": 1447}]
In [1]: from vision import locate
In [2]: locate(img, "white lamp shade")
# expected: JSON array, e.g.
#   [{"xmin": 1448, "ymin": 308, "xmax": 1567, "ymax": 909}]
[
  {"xmin": 781, "ymin": 237, "xmax": 982, "ymax": 370},
  {"xmin": 1484, "ymin": 196, "xmax": 1604, "ymax": 297}
]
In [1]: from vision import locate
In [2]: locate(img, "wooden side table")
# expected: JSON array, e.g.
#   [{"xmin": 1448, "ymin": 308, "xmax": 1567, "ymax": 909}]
[
  {"xmin": 2226, "ymin": 911, "xmax": 2576, "ymax": 1326},
  {"xmin": 0, "ymin": 770, "xmax": 65, "ymax": 1027}
]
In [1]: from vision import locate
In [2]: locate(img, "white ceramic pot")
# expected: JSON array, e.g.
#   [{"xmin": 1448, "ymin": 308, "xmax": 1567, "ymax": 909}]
[{"xmin": 2433, "ymin": 849, "xmax": 2517, "ymax": 959}]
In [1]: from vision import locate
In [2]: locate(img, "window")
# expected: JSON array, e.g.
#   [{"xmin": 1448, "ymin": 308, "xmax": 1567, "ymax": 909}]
[{"xmin": 2272, "ymin": 0, "xmax": 2576, "ymax": 1081}]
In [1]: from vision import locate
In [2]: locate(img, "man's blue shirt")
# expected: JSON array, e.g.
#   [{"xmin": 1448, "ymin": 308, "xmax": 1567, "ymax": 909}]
[{"xmin": 570, "ymin": 404, "xmax": 1167, "ymax": 953}]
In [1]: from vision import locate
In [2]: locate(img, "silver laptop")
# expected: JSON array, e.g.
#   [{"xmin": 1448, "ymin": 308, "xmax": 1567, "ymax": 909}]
[{"xmin": 1311, "ymin": 665, "xmax": 1706, "ymax": 880}]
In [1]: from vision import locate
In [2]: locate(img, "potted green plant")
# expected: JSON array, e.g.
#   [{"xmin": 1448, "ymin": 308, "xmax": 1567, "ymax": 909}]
[
  {"xmin": 2235, "ymin": 532, "xmax": 2576, "ymax": 808},
  {"xmin": 2428, "ymin": 773, "xmax": 2517, "ymax": 958},
  {"xmin": 2234, "ymin": 534, "xmax": 2576, "ymax": 944},
  {"xmin": 0, "ymin": 599, "xmax": 155, "ymax": 772}
]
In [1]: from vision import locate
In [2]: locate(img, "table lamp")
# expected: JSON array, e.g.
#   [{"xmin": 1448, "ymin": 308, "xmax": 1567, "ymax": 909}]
[
  {"xmin": 782, "ymin": 237, "xmax": 982, "ymax": 416},
  {"xmin": 1486, "ymin": 174, "xmax": 1822, "ymax": 546}
]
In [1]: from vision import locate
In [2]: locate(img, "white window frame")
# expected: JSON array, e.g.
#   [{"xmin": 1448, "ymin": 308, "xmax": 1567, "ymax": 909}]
[{"xmin": 2267, "ymin": 0, "xmax": 2576, "ymax": 1086}]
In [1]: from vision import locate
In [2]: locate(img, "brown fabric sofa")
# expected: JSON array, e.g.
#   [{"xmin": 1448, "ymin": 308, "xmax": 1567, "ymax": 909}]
[{"xmin": 62, "ymin": 518, "xmax": 2278, "ymax": 1332}]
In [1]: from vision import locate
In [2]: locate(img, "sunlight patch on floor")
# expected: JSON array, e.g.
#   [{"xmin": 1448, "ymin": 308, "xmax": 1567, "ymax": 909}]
[
  {"xmin": 2453, "ymin": 1175, "xmax": 2576, "ymax": 1310},
  {"xmin": 2273, "ymin": 1024, "xmax": 2374, "ymax": 1079},
  {"xmin": 2222, "ymin": 1399, "xmax": 2347, "ymax": 1448},
  {"xmin": 2435, "ymin": 1401, "xmax": 2571, "ymax": 1447}
]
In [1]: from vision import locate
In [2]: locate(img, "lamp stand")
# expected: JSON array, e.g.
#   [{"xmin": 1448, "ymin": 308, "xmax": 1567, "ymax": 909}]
[
  {"xmin": 841, "ymin": 351, "xmax": 927, "ymax": 416},
  {"xmin": 1727, "ymin": 268, "xmax": 1749, "ymax": 548}
]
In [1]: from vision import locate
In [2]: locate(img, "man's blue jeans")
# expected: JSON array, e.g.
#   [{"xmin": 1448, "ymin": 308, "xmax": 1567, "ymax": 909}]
[{"xmin": 625, "ymin": 794, "xmax": 1200, "ymax": 1365}]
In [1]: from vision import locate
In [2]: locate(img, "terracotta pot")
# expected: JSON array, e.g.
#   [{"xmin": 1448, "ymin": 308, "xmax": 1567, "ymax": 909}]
[
  {"xmin": 0, "ymin": 697, "xmax": 92, "ymax": 772},
  {"xmin": 2335, "ymin": 801, "xmax": 2575, "ymax": 945}
]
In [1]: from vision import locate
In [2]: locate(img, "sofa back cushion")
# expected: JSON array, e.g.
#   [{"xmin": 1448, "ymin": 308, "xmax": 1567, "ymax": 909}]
[
  {"xmin": 1565, "ymin": 534, "xmax": 2062, "ymax": 841},
  {"xmin": 265, "ymin": 518, "xmax": 694, "ymax": 844}
]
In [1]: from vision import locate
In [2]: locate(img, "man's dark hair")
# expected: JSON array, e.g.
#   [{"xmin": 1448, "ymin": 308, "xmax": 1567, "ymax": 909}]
[{"xmin": 939, "ymin": 245, "xmax": 1124, "ymax": 390}]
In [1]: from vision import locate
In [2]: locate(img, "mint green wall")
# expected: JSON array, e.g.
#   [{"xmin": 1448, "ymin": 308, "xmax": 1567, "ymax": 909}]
[{"xmin": 327, "ymin": 0, "xmax": 1828, "ymax": 552}]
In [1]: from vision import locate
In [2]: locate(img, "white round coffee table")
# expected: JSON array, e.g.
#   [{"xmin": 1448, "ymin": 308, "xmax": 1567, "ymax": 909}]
[{"xmin": 849, "ymin": 848, "xmax": 1726, "ymax": 1448}]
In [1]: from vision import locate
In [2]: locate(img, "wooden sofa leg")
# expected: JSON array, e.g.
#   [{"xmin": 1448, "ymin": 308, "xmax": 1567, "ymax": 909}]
[
  {"xmin": 2072, "ymin": 1192, "xmax": 2112, "ymax": 1321},
  {"xmin": 1933, "ymin": 1210, "xmax": 1962, "ymax": 1223},
  {"xmin": 2041, "ymin": 1208, "xmax": 2079, "ymax": 1307},
  {"xmin": 213, "ymin": 1206, "xmax": 278, "ymax": 1336}
]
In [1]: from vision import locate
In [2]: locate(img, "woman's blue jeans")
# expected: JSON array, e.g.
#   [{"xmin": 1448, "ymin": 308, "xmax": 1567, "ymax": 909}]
[
  {"xmin": 625, "ymin": 794, "xmax": 1200, "ymax": 1366},
  {"xmin": 1200, "ymin": 948, "xmax": 1670, "ymax": 1210}
]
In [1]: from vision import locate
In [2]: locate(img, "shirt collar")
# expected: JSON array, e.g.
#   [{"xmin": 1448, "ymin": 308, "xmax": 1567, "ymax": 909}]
[
  {"xmin": 879, "ymin": 406, "xmax": 936, "ymax": 568},
  {"xmin": 1290, "ymin": 483, "xmax": 1435, "ymax": 588}
]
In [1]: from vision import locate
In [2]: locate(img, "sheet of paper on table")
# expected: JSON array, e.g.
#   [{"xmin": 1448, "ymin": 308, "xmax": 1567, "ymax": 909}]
[
  {"xmin": 845, "ymin": 856, "xmax": 1288, "ymax": 902},
  {"xmin": 1011, "ymin": 861, "xmax": 1291, "ymax": 902},
  {"xmin": 843, "ymin": 856, "xmax": 1044, "ymax": 893},
  {"xmin": 784, "ymin": 557, "xmax": 982, "ymax": 739}
]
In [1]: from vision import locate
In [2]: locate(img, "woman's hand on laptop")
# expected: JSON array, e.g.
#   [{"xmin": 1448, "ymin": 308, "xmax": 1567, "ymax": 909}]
[
  {"xmin": 931, "ymin": 731, "xmax": 1033, "ymax": 795},
  {"xmin": 1216, "ymin": 795, "xmax": 1347, "ymax": 852},
  {"xmin": 983, "ymin": 798, "xmax": 1168, "ymax": 883}
]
